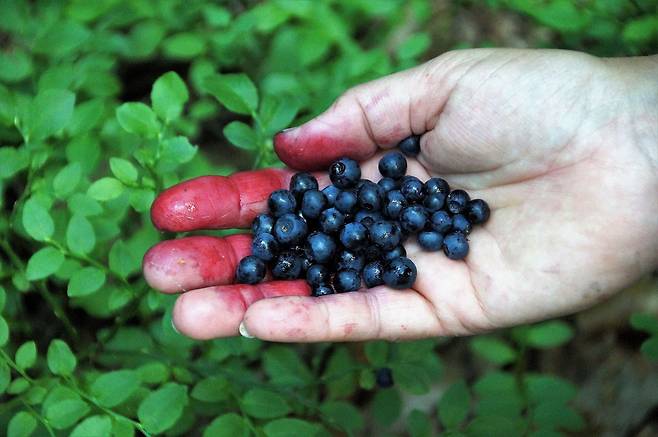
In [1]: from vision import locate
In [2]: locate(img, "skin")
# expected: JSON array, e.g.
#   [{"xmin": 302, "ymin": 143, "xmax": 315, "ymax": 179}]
[{"xmin": 143, "ymin": 48, "xmax": 658, "ymax": 342}]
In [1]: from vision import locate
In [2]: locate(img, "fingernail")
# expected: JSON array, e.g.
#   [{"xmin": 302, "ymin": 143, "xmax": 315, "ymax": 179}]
[
  {"xmin": 171, "ymin": 319, "xmax": 181, "ymax": 335},
  {"xmin": 239, "ymin": 321, "xmax": 254, "ymax": 339}
]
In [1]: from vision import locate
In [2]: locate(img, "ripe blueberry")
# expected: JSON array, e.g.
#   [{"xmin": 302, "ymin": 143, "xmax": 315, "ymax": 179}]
[
  {"xmin": 312, "ymin": 284, "xmax": 335, "ymax": 297},
  {"xmin": 272, "ymin": 251, "xmax": 304, "ymax": 279},
  {"xmin": 430, "ymin": 210, "xmax": 452, "ymax": 233},
  {"xmin": 289, "ymin": 172, "xmax": 318, "ymax": 199},
  {"xmin": 355, "ymin": 210, "xmax": 383, "ymax": 226},
  {"xmin": 306, "ymin": 231, "xmax": 336, "ymax": 263},
  {"xmin": 252, "ymin": 214, "xmax": 274, "ymax": 235},
  {"xmin": 369, "ymin": 220, "xmax": 402, "ymax": 251},
  {"xmin": 334, "ymin": 269, "xmax": 361, "ymax": 292},
  {"xmin": 322, "ymin": 185, "xmax": 340, "ymax": 206},
  {"xmin": 383, "ymin": 190, "xmax": 407, "ymax": 219},
  {"xmin": 319, "ymin": 207, "xmax": 345, "ymax": 234},
  {"xmin": 268, "ymin": 189, "xmax": 297, "ymax": 217},
  {"xmin": 378, "ymin": 151, "xmax": 407, "ymax": 179},
  {"xmin": 467, "ymin": 199, "xmax": 490, "ymax": 225},
  {"xmin": 400, "ymin": 176, "xmax": 424, "ymax": 202},
  {"xmin": 447, "ymin": 189, "xmax": 470, "ymax": 214},
  {"xmin": 235, "ymin": 255, "xmax": 266, "ymax": 285},
  {"xmin": 363, "ymin": 260, "xmax": 385, "ymax": 288},
  {"xmin": 358, "ymin": 181, "xmax": 383, "ymax": 211},
  {"xmin": 274, "ymin": 213, "xmax": 308, "ymax": 245},
  {"xmin": 383, "ymin": 257, "xmax": 417, "ymax": 289},
  {"xmin": 425, "ymin": 177, "xmax": 450, "ymax": 195},
  {"xmin": 336, "ymin": 249, "xmax": 366, "ymax": 271},
  {"xmin": 306, "ymin": 264, "xmax": 331, "ymax": 287},
  {"xmin": 423, "ymin": 192, "xmax": 446, "ymax": 212},
  {"xmin": 443, "ymin": 232, "xmax": 469, "ymax": 260},
  {"xmin": 340, "ymin": 222, "xmax": 368, "ymax": 250},
  {"xmin": 363, "ymin": 244, "xmax": 382, "ymax": 261},
  {"xmin": 382, "ymin": 245, "xmax": 406, "ymax": 262},
  {"xmin": 378, "ymin": 177, "xmax": 398, "ymax": 192},
  {"xmin": 375, "ymin": 367, "xmax": 394, "ymax": 388},
  {"xmin": 252, "ymin": 233, "xmax": 279, "ymax": 262},
  {"xmin": 451, "ymin": 214, "xmax": 472, "ymax": 235},
  {"xmin": 335, "ymin": 190, "xmax": 358, "ymax": 214},
  {"xmin": 301, "ymin": 189, "xmax": 327, "ymax": 219},
  {"xmin": 417, "ymin": 231, "xmax": 443, "ymax": 251},
  {"xmin": 329, "ymin": 157, "xmax": 361, "ymax": 188},
  {"xmin": 399, "ymin": 205, "xmax": 428, "ymax": 233},
  {"xmin": 398, "ymin": 134, "xmax": 420, "ymax": 157}
]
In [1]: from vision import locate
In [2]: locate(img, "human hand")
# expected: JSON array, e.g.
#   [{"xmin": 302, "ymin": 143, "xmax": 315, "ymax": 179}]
[{"xmin": 143, "ymin": 48, "xmax": 658, "ymax": 342}]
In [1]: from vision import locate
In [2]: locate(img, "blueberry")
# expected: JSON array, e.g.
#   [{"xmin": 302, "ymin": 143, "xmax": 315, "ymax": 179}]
[
  {"xmin": 398, "ymin": 134, "xmax": 420, "ymax": 157},
  {"xmin": 467, "ymin": 199, "xmax": 490, "ymax": 225},
  {"xmin": 430, "ymin": 210, "xmax": 452, "ymax": 233},
  {"xmin": 378, "ymin": 177, "xmax": 398, "ymax": 192},
  {"xmin": 306, "ymin": 231, "xmax": 336, "ymax": 263},
  {"xmin": 399, "ymin": 205, "xmax": 428, "ymax": 233},
  {"xmin": 378, "ymin": 151, "xmax": 407, "ymax": 179},
  {"xmin": 383, "ymin": 190, "xmax": 407, "ymax": 219},
  {"xmin": 375, "ymin": 367, "xmax": 394, "ymax": 388},
  {"xmin": 312, "ymin": 284, "xmax": 335, "ymax": 297},
  {"xmin": 417, "ymin": 231, "xmax": 443, "ymax": 251},
  {"xmin": 268, "ymin": 190, "xmax": 297, "ymax": 217},
  {"xmin": 322, "ymin": 185, "xmax": 340, "ymax": 206},
  {"xmin": 382, "ymin": 245, "xmax": 406, "ymax": 262},
  {"xmin": 251, "ymin": 214, "xmax": 274, "ymax": 235},
  {"xmin": 306, "ymin": 264, "xmax": 331, "ymax": 287},
  {"xmin": 355, "ymin": 210, "xmax": 383, "ymax": 225},
  {"xmin": 400, "ymin": 176, "xmax": 424, "ymax": 202},
  {"xmin": 235, "ymin": 255, "xmax": 266, "ymax": 285},
  {"xmin": 383, "ymin": 257, "xmax": 417, "ymax": 289},
  {"xmin": 340, "ymin": 222, "xmax": 368, "ymax": 250},
  {"xmin": 252, "ymin": 233, "xmax": 279, "ymax": 262},
  {"xmin": 451, "ymin": 214, "xmax": 472, "ymax": 235},
  {"xmin": 329, "ymin": 157, "xmax": 361, "ymax": 189},
  {"xmin": 335, "ymin": 190, "xmax": 358, "ymax": 214},
  {"xmin": 334, "ymin": 269, "xmax": 361, "ymax": 292},
  {"xmin": 336, "ymin": 249, "xmax": 366, "ymax": 271},
  {"xmin": 425, "ymin": 177, "xmax": 450, "ymax": 195},
  {"xmin": 363, "ymin": 260, "xmax": 385, "ymax": 288},
  {"xmin": 272, "ymin": 251, "xmax": 304, "ymax": 279},
  {"xmin": 358, "ymin": 181, "xmax": 383, "ymax": 211},
  {"xmin": 363, "ymin": 244, "xmax": 382, "ymax": 261},
  {"xmin": 274, "ymin": 213, "xmax": 308, "ymax": 245},
  {"xmin": 443, "ymin": 232, "xmax": 469, "ymax": 260},
  {"xmin": 423, "ymin": 192, "xmax": 446, "ymax": 212},
  {"xmin": 289, "ymin": 172, "xmax": 318, "ymax": 199},
  {"xmin": 447, "ymin": 189, "xmax": 470, "ymax": 214},
  {"xmin": 319, "ymin": 207, "xmax": 345, "ymax": 234},
  {"xmin": 300, "ymin": 189, "xmax": 327, "ymax": 219},
  {"xmin": 369, "ymin": 220, "xmax": 402, "ymax": 251}
]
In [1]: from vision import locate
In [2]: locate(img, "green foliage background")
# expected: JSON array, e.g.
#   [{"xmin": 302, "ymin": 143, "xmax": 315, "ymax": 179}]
[{"xmin": 0, "ymin": 0, "xmax": 657, "ymax": 435}]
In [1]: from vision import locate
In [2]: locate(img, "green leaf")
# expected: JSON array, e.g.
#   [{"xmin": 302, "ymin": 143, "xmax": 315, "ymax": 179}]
[
  {"xmin": 439, "ymin": 380, "xmax": 471, "ymax": 429},
  {"xmin": 8, "ymin": 378, "xmax": 29, "ymax": 394},
  {"xmin": 45, "ymin": 399, "xmax": 90, "ymax": 430},
  {"xmin": 407, "ymin": 409, "xmax": 432, "ymax": 437},
  {"xmin": 67, "ymin": 98, "xmax": 105, "ymax": 135},
  {"xmin": 162, "ymin": 32, "xmax": 206, "ymax": 59},
  {"xmin": 68, "ymin": 193, "xmax": 103, "ymax": 217},
  {"xmin": 24, "ymin": 89, "xmax": 76, "ymax": 141},
  {"xmin": 465, "ymin": 415, "xmax": 526, "ymax": 437},
  {"xmin": 161, "ymin": 136, "xmax": 198, "ymax": 164},
  {"xmin": 263, "ymin": 418, "xmax": 321, "ymax": 437},
  {"xmin": 0, "ymin": 49, "xmax": 33, "ymax": 83},
  {"xmin": 47, "ymin": 339, "xmax": 77, "ymax": 376},
  {"xmin": 26, "ymin": 247, "xmax": 65, "ymax": 280},
  {"xmin": 109, "ymin": 240, "xmax": 139, "ymax": 278},
  {"xmin": 68, "ymin": 267, "xmax": 105, "ymax": 297},
  {"xmin": 15, "ymin": 341, "xmax": 37, "ymax": 371},
  {"xmin": 109, "ymin": 158, "xmax": 138, "ymax": 184},
  {"xmin": 151, "ymin": 71, "xmax": 189, "ymax": 121},
  {"xmin": 365, "ymin": 340, "xmax": 389, "ymax": 366},
  {"xmin": 33, "ymin": 20, "xmax": 90, "ymax": 57},
  {"xmin": 223, "ymin": 121, "xmax": 258, "ymax": 150},
  {"xmin": 359, "ymin": 368, "xmax": 376, "ymax": 390},
  {"xmin": 137, "ymin": 383, "xmax": 188, "ymax": 434},
  {"xmin": 70, "ymin": 415, "xmax": 112, "ymax": 437},
  {"xmin": 517, "ymin": 321, "xmax": 574, "ymax": 349},
  {"xmin": 7, "ymin": 411, "xmax": 37, "ymax": 437},
  {"xmin": 525, "ymin": 374, "xmax": 577, "ymax": 405},
  {"xmin": 259, "ymin": 95, "xmax": 299, "ymax": 135},
  {"xmin": 202, "ymin": 73, "xmax": 258, "ymax": 115},
  {"xmin": 392, "ymin": 363, "xmax": 431, "ymax": 395},
  {"xmin": 264, "ymin": 346, "xmax": 313, "ymax": 387},
  {"xmin": 532, "ymin": 402, "xmax": 585, "ymax": 431},
  {"xmin": 0, "ymin": 316, "xmax": 8, "ymax": 346},
  {"xmin": 202, "ymin": 5, "xmax": 231, "ymax": 27},
  {"xmin": 371, "ymin": 388, "xmax": 402, "ymax": 426},
  {"xmin": 22, "ymin": 197, "xmax": 54, "ymax": 241},
  {"xmin": 641, "ymin": 337, "xmax": 658, "ymax": 360},
  {"xmin": 630, "ymin": 313, "xmax": 658, "ymax": 335},
  {"xmin": 397, "ymin": 32, "xmax": 431, "ymax": 59},
  {"xmin": 137, "ymin": 361, "xmax": 170, "ymax": 385},
  {"xmin": 53, "ymin": 162, "xmax": 82, "ymax": 198},
  {"xmin": 91, "ymin": 370, "xmax": 140, "ymax": 407},
  {"xmin": 66, "ymin": 214, "xmax": 96, "ymax": 255},
  {"xmin": 320, "ymin": 401, "xmax": 365, "ymax": 433},
  {"xmin": 116, "ymin": 102, "xmax": 160, "ymax": 138},
  {"xmin": 470, "ymin": 336, "xmax": 517, "ymax": 365},
  {"xmin": 531, "ymin": 0, "xmax": 589, "ymax": 32},
  {"xmin": 203, "ymin": 413, "xmax": 248, "ymax": 437},
  {"xmin": 191, "ymin": 376, "xmax": 230, "ymax": 403},
  {"xmin": 0, "ymin": 147, "xmax": 29, "ymax": 179},
  {"xmin": 88, "ymin": 177, "xmax": 124, "ymax": 201},
  {"xmin": 622, "ymin": 16, "xmax": 658, "ymax": 44},
  {"xmin": 241, "ymin": 388, "xmax": 291, "ymax": 419}
]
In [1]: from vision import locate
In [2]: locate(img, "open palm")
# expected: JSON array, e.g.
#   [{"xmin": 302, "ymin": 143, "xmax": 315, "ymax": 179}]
[{"xmin": 143, "ymin": 49, "xmax": 658, "ymax": 341}]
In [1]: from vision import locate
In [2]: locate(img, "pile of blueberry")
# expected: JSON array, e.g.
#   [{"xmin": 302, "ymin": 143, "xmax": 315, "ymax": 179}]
[{"xmin": 235, "ymin": 135, "xmax": 490, "ymax": 296}]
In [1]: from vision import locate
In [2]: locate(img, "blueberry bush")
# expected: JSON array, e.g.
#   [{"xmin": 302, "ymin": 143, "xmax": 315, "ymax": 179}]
[{"xmin": 1, "ymin": 0, "xmax": 656, "ymax": 435}]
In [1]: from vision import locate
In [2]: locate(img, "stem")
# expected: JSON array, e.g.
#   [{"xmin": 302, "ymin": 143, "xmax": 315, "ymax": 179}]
[
  {"xmin": 0, "ymin": 240, "xmax": 78, "ymax": 340},
  {"xmin": 22, "ymin": 401, "xmax": 56, "ymax": 437}
]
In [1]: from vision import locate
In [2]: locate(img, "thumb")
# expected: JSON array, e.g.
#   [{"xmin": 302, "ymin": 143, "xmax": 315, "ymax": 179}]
[{"xmin": 274, "ymin": 59, "xmax": 451, "ymax": 170}]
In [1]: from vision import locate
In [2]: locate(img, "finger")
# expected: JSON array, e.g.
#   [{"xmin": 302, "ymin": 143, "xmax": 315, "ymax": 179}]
[
  {"xmin": 241, "ymin": 288, "xmax": 443, "ymax": 342},
  {"xmin": 172, "ymin": 280, "xmax": 310, "ymax": 339},
  {"xmin": 274, "ymin": 59, "xmax": 452, "ymax": 170},
  {"xmin": 143, "ymin": 234, "xmax": 252, "ymax": 293}
]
